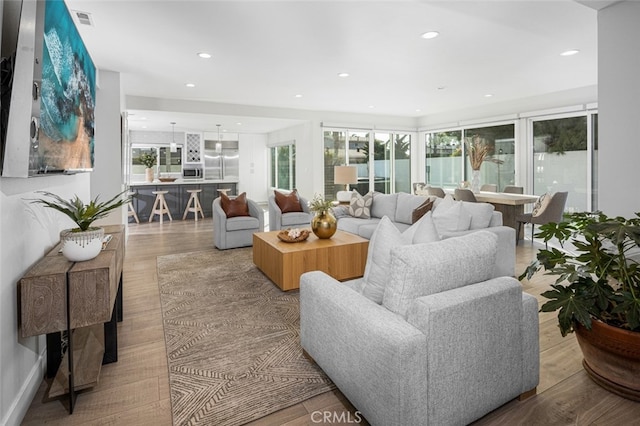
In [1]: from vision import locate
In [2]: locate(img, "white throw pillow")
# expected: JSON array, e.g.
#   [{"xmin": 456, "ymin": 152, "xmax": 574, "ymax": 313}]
[
  {"xmin": 349, "ymin": 190, "xmax": 373, "ymax": 219},
  {"xmin": 532, "ymin": 193, "xmax": 550, "ymax": 217},
  {"xmin": 431, "ymin": 198, "xmax": 472, "ymax": 235},
  {"xmin": 408, "ymin": 211, "xmax": 441, "ymax": 244},
  {"xmin": 462, "ymin": 201, "xmax": 495, "ymax": 229},
  {"xmin": 360, "ymin": 216, "xmax": 411, "ymax": 303}
]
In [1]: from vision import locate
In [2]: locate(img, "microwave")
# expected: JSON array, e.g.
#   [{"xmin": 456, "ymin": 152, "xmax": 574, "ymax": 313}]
[{"xmin": 183, "ymin": 168, "xmax": 202, "ymax": 178}]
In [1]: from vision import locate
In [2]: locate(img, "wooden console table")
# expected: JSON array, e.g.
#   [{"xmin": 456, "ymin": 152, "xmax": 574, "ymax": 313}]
[{"xmin": 19, "ymin": 225, "xmax": 125, "ymax": 413}]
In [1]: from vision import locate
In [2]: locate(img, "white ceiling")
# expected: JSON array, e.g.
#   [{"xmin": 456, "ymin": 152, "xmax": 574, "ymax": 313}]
[{"xmin": 64, "ymin": 0, "xmax": 599, "ymax": 134}]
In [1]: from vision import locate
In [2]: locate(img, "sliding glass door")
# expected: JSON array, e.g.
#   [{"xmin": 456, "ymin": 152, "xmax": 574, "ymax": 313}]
[{"xmin": 532, "ymin": 115, "xmax": 588, "ymax": 213}]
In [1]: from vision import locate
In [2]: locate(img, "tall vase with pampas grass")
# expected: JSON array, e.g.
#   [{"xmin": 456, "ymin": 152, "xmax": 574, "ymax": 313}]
[{"xmin": 465, "ymin": 135, "xmax": 491, "ymax": 193}]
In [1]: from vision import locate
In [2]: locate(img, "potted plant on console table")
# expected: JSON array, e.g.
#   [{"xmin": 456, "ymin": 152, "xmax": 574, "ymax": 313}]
[
  {"xmin": 31, "ymin": 190, "xmax": 130, "ymax": 262},
  {"xmin": 520, "ymin": 211, "xmax": 640, "ymax": 401}
]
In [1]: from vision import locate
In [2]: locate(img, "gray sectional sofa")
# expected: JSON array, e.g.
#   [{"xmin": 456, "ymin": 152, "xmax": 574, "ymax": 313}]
[
  {"xmin": 335, "ymin": 191, "xmax": 516, "ymax": 277},
  {"xmin": 300, "ymin": 230, "xmax": 539, "ymax": 426}
]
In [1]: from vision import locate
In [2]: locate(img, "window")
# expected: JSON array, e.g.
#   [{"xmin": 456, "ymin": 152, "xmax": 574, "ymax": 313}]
[
  {"xmin": 270, "ymin": 143, "xmax": 296, "ymax": 190},
  {"xmin": 532, "ymin": 115, "xmax": 588, "ymax": 212},
  {"xmin": 425, "ymin": 130, "xmax": 462, "ymax": 189},
  {"xmin": 425, "ymin": 124, "xmax": 514, "ymax": 191},
  {"xmin": 463, "ymin": 124, "xmax": 515, "ymax": 191},
  {"xmin": 324, "ymin": 128, "xmax": 411, "ymax": 199}
]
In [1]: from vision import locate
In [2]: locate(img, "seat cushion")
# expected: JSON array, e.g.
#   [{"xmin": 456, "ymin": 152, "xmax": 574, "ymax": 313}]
[
  {"xmin": 382, "ymin": 231, "xmax": 498, "ymax": 318},
  {"xmin": 274, "ymin": 189, "xmax": 303, "ymax": 213},
  {"xmin": 221, "ymin": 192, "xmax": 249, "ymax": 218},
  {"xmin": 226, "ymin": 215, "xmax": 259, "ymax": 231}
]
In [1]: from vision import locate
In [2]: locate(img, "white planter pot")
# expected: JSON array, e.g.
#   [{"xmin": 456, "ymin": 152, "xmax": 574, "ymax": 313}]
[{"xmin": 60, "ymin": 228, "xmax": 104, "ymax": 262}]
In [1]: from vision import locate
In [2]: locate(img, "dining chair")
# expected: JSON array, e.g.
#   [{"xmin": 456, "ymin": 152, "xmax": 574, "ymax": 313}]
[
  {"xmin": 503, "ymin": 185, "xmax": 524, "ymax": 194},
  {"xmin": 516, "ymin": 191, "xmax": 568, "ymax": 247},
  {"xmin": 480, "ymin": 184, "xmax": 497, "ymax": 192},
  {"xmin": 454, "ymin": 188, "xmax": 477, "ymax": 202},
  {"xmin": 426, "ymin": 186, "xmax": 446, "ymax": 198}
]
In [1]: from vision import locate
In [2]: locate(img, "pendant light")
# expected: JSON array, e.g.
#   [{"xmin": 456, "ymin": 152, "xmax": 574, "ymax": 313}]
[
  {"xmin": 215, "ymin": 124, "xmax": 222, "ymax": 153},
  {"xmin": 170, "ymin": 122, "xmax": 177, "ymax": 152}
]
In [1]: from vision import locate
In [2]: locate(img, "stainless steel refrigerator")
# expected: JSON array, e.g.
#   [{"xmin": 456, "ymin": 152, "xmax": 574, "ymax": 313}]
[{"xmin": 203, "ymin": 140, "xmax": 239, "ymax": 180}]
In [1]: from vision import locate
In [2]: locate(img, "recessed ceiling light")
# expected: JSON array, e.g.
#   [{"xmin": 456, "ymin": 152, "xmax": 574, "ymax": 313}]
[
  {"xmin": 197, "ymin": 52, "xmax": 212, "ymax": 59},
  {"xmin": 484, "ymin": 94, "xmax": 494, "ymax": 98},
  {"xmin": 560, "ymin": 49, "xmax": 580, "ymax": 56},
  {"xmin": 236, "ymin": 122, "xmax": 242, "ymax": 126},
  {"xmin": 421, "ymin": 31, "xmax": 440, "ymax": 39},
  {"xmin": 368, "ymin": 105, "xmax": 375, "ymax": 109},
  {"xmin": 415, "ymin": 109, "xmax": 422, "ymax": 113},
  {"xmin": 141, "ymin": 125, "xmax": 147, "ymax": 129},
  {"xmin": 294, "ymin": 94, "xmax": 303, "ymax": 98},
  {"xmin": 185, "ymin": 83, "xmax": 196, "ymax": 88},
  {"xmin": 338, "ymin": 72, "xmax": 350, "ymax": 78}
]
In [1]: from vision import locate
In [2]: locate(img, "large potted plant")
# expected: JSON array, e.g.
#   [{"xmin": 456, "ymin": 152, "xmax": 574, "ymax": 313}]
[
  {"xmin": 31, "ymin": 190, "xmax": 130, "ymax": 262},
  {"xmin": 520, "ymin": 211, "xmax": 640, "ymax": 400}
]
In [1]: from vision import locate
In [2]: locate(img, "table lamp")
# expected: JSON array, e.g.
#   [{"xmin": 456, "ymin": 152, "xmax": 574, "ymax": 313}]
[{"xmin": 334, "ymin": 165, "xmax": 358, "ymax": 202}]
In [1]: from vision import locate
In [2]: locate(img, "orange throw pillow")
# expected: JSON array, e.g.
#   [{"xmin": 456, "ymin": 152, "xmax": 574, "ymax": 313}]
[
  {"xmin": 220, "ymin": 192, "xmax": 250, "ymax": 218},
  {"xmin": 274, "ymin": 189, "xmax": 303, "ymax": 213}
]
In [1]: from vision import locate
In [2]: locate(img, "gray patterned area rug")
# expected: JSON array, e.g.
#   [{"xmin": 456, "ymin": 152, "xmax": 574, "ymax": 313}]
[{"xmin": 156, "ymin": 247, "xmax": 334, "ymax": 425}]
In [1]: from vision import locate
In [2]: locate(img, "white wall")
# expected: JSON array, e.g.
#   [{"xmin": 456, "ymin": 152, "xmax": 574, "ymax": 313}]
[
  {"xmin": 91, "ymin": 70, "xmax": 126, "ymax": 227},
  {"xmin": 267, "ymin": 122, "xmax": 315, "ymax": 199},
  {"xmin": 598, "ymin": 1, "xmax": 640, "ymax": 217},
  {"xmin": 238, "ymin": 133, "xmax": 268, "ymax": 203},
  {"xmin": 0, "ymin": 174, "xmax": 90, "ymax": 426}
]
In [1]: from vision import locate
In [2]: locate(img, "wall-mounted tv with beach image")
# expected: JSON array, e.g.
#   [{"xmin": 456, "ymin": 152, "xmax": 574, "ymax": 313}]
[{"xmin": 1, "ymin": 0, "xmax": 96, "ymax": 177}]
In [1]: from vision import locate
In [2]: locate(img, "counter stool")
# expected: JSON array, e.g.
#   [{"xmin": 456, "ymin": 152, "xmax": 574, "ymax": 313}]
[
  {"xmin": 217, "ymin": 188, "xmax": 232, "ymax": 197},
  {"xmin": 149, "ymin": 190, "xmax": 172, "ymax": 224},
  {"xmin": 183, "ymin": 189, "xmax": 205, "ymax": 221},
  {"xmin": 127, "ymin": 191, "xmax": 139, "ymax": 224}
]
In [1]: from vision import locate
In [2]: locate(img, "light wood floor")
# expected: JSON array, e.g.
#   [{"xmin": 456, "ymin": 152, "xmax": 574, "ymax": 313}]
[{"xmin": 21, "ymin": 218, "xmax": 640, "ymax": 425}]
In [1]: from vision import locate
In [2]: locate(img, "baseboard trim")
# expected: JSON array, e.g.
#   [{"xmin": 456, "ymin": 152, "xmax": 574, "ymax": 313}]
[{"xmin": 1, "ymin": 347, "xmax": 46, "ymax": 426}]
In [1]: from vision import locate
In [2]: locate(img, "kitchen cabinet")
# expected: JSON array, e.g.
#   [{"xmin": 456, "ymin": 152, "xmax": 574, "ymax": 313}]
[
  {"xmin": 184, "ymin": 132, "xmax": 203, "ymax": 164},
  {"xmin": 129, "ymin": 182, "xmax": 238, "ymax": 222}
]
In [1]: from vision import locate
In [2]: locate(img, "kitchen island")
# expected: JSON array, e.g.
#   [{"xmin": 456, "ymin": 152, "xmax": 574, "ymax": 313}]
[{"xmin": 129, "ymin": 180, "xmax": 238, "ymax": 222}]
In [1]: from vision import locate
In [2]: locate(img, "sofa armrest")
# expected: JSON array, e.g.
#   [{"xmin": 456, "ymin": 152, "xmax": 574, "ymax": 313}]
[
  {"xmin": 268, "ymin": 195, "xmax": 282, "ymax": 231},
  {"xmin": 405, "ymin": 277, "xmax": 533, "ymax": 425},
  {"xmin": 300, "ymin": 271, "xmax": 428, "ymax": 426}
]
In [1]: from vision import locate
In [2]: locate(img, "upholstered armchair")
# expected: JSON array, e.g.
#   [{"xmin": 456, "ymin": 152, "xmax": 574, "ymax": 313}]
[
  {"xmin": 213, "ymin": 195, "xmax": 264, "ymax": 249},
  {"xmin": 300, "ymin": 230, "xmax": 539, "ymax": 425},
  {"xmin": 268, "ymin": 190, "xmax": 312, "ymax": 231}
]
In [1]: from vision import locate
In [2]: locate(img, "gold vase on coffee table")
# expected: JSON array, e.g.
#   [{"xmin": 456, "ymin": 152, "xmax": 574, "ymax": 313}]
[{"xmin": 311, "ymin": 210, "xmax": 337, "ymax": 239}]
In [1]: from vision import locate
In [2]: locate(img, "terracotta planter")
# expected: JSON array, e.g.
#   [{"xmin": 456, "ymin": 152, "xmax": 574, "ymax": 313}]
[{"xmin": 575, "ymin": 319, "xmax": 640, "ymax": 401}]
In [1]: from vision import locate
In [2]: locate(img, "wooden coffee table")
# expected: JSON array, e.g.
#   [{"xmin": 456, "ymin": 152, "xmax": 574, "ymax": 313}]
[{"xmin": 253, "ymin": 230, "xmax": 369, "ymax": 291}]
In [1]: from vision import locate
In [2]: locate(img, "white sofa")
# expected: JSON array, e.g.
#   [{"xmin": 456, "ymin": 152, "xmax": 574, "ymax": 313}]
[
  {"xmin": 300, "ymin": 230, "xmax": 539, "ymax": 425},
  {"xmin": 335, "ymin": 192, "xmax": 516, "ymax": 277}
]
